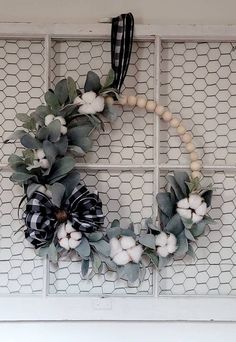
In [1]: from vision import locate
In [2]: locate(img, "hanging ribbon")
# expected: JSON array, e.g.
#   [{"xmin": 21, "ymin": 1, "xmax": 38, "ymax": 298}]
[{"xmin": 111, "ymin": 12, "xmax": 134, "ymax": 92}]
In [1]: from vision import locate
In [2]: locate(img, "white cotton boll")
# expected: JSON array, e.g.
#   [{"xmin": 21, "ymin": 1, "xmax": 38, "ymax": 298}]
[
  {"xmin": 59, "ymin": 237, "xmax": 70, "ymax": 250},
  {"xmin": 36, "ymin": 148, "xmax": 45, "ymax": 160},
  {"xmin": 82, "ymin": 91, "xmax": 96, "ymax": 104},
  {"xmin": 56, "ymin": 116, "xmax": 66, "ymax": 125},
  {"xmin": 79, "ymin": 103, "xmax": 96, "ymax": 115},
  {"xmin": 167, "ymin": 233, "xmax": 177, "ymax": 247},
  {"xmin": 189, "ymin": 193, "xmax": 202, "ymax": 210},
  {"xmin": 157, "ymin": 246, "xmax": 169, "ymax": 258},
  {"xmin": 39, "ymin": 158, "xmax": 50, "ymax": 169},
  {"xmin": 120, "ymin": 236, "xmax": 136, "ymax": 250},
  {"xmin": 177, "ymin": 198, "xmax": 189, "ymax": 209},
  {"xmin": 110, "ymin": 237, "xmax": 122, "ymax": 258},
  {"xmin": 57, "ymin": 223, "xmax": 67, "ymax": 240},
  {"xmin": 68, "ymin": 238, "xmax": 81, "ymax": 249},
  {"xmin": 45, "ymin": 114, "xmax": 55, "ymax": 126},
  {"xmin": 73, "ymin": 96, "xmax": 84, "ymax": 106},
  {"xmin": 70, "ymin": 231, "xmax": 82, "ymax": 241},
  {"xmin": 155, "ymin": 232, "xmax": 168, "ymax": 247},
  {"xmin": 192, "ymin": 213, "xmax": 203, "ymax": 224},
  {"xmin": 60, "ymin": 125, "xmax": 68, "ymax": 135},
  {"xmin": 113, "ymin": 251, "xmax": 131, "ymax": 266},
  {"xmin": 167, "ymin": 243, "xmax": 177, "ymax": 254},
  {"xmin": 196, "ymin": 202, "xmax": 207, "ymax": 216},
  {"xmin": 65, "ymin": 221, "xmax": 76, "ymax": 234},
  {"xmin": 127, "ymin": 245, "xmax": 143, "ymax": 263},
  {"xmin": 91, "ymin": 95, "xmax": 105, "ymax": 112},
  {"xmin": 176, "ymin": 208, "xmax": 192, "ymax": 220}
]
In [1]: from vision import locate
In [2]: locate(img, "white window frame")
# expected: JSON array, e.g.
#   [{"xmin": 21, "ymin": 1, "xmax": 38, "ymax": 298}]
[{"xmin": 0, "ymin": 23, "xmax": 236, "ymax": 322}]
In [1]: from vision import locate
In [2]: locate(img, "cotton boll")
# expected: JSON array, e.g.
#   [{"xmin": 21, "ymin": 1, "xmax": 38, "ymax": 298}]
[
  {"xmin": 59, "ymin": 237, "xmax": 70, "ymax": 250},
  {"xmin": 157, "ymin": 246, "xmax": 169, "ymax": 258},
  {"xmin": 39, "ymin": 158, "xmax": 50, "ymax": 169},
  {"xmin": 82, "ymin": 91, "xmax": 96, "ymax": 104},
  {"xmin": 57, "ymin": 223, "xmax": 67, "ymax": 240},
  {"xmin": 167, "ymin": 233, "xmax": 177, "ymax": 247},
  {"xmin": 56, "ymin": 116, "xmax": 66, "ymax": 125},
  {"xmin": 68, "ymin": 238, "xmax": 81, "ymax": 249},
  {"xmin": 176, "ymin": 208, "xmax": 192, "ymax": 220},
  {"xmin": 155, "ymin": 232, "xmax": 168, "ymax": 247},
  {"xmin": 70, "ymin": 231, "xmax": 82, "ymax": 241},
  {"xmin": 36, "ymin": 148, "xmax": 45, "ymax": 160},
  {"xmin": 45, "ymin": 114, "xmax": 55, "ymax": 126},
  {"xmin": 73, "ymin": 96, "xmax": 84, "ymax": 106},
  {"xmin": 91, "ymin": 95, "xmax": 105, "ymax": 112},
  {"xmin": 113, "ymin": 251, "xmax": 131, "ymax": 265},
  {"xmin": 195, "ymin": 202, "xmax": 207, "ymax": 216},
  {"xmin": 65, "ymin": 221, "xmax": 76, "ymax": 234},
  {"xmin": 177, "ymin": 198, "xmax": 189, "ymax": 209},
  {"xmin": 189, "ymin": 193, "xmax": 202, "ymax": 210},
  {"xmin": 120, "ymin": 236, "xmax": 136, "ymax": 250},
  {"xmin": 127, "ymin": 245, "xmax": 143, "ymax": 263},
  {"xmin": 79, "ymin": 103, "xmax": 96, "ymax": 115},
  {"xmin": 192, "ymin": 213, "xmax": 203, "ymax": 224},
  {"xmin": 60, "ymin": 125, "xmax": 68, "ymax": 135},
  {"xmin": 110, "ymin": 238, "xmax": 122, "ymax": 258},
  {"xmin": 167, "ymin": 243, "xmax": 177, "ymax": 254}
]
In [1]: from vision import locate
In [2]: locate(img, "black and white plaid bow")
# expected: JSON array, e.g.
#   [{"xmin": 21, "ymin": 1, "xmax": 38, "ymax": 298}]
[
  {"xmin": 23, "ymin": 184, "xmax": 104, "ymax": 248},
  {"xmin": 111, "ymin": 12, "xmax": 134, "ymax": 92}
]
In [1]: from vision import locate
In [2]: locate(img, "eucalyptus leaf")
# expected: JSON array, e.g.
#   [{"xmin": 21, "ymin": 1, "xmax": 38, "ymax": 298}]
[
  {"xmin": 145, "ymin": 217, "xmax": 160, "ymax": 232},
  {"xmin": 202, "ymin": 190, "xmax": 213, "ymax": 207},
  {"xmin": 123, "ymin": 263, "xmax": 140, "ymax": 283},
  {"xmin": 48, "ymin": 156, "xmax": 76, "ymax": 184},
  {"xmin": 84, "ymin": 71, "xmax": 101, "ymax": 93},
  {"xmin": 81, "ymin": 259, "xmax": 90, "ymax": 276},
  {"xmin": 8, "ymin": 154, "xmax": 25, "ymax": 170},
  {"xmin": 67, "ymin": 77, "xmax": 77, "ymax": 102},
  {"xmin": 156, "ymin": 192, "xmax": 175, "ymax": 218},
  {"xmin": 54, "ymin": 79, "xmax": 68, "ymax": 105},
  {"xmin": 76, "ymin": 237, "xmax": 91, "ymax": 258},
  {"xmin": 22, "ymin": 118, "xmax": 36, "ymax": 131},
  {"xmin": 43, "ymin": 140, "xmax": 57, "ymax": 168},
  {"xmin": 54, "ymin": 135, "xmax": 68, "ymax": 156},
  {"xmin": 16, "ymin": 113, "xmax": 31, "ymax": 122},
  {"xmin": 143, "ymin": 249, "xmax": 159, "ymax": 268},
  {"xmin": 139, "ymin": 234, "xmax": 156, "ymax": 249},
  {"xmin": 10, "ymin": 172, "xmax": 36, "ymax": 184},
  {"xmin": 174, "ymin": 231, "xmax": 188, "ymax": 259},
  {"xmin": 165, "ymin": 213, "xmax": 184, "ymax": 236},
  {"xmin": 92, "ymin": 253, "xmax": 102, "ymax": 273},
  {"xmin": 90, "ymin": 239, "xmax": 110, "ymax": 257},
  {"xmin": 36, "ymin": 126, "xmax": 49, "ymax": 141},
  {"xmin": 166, "ymin": 175, "xmax": 185, "ymax": 201},
  {"xmin": 102, "ymin": 68, "xmax": 115, "ymax": 89},
  {"xmin": 191, "ymin": 220, "xmax": 207, "ymax": 237},
  {"xmin": 47, "ymin": 119, "xmax": 61, "ymax": 143},
  {"xmin": 4, "ymin": 129, "xmax": 27, "ymax": 143},
  {"xmin": 88, "ymin": 231, "xmax": 103, "ymax": 242},
  {"xmin": 45, "ymin": 90, "xmax": 60, "ymax": 109},
  {"xmin": 120, "ymin": 228, "xmax": 136, "ymax": 238},
  {"xmin": 107, "ymin": 227, "xmax": 121, "ymax": 239},
  {"xmin": 59, "ymin": 104, "xmax": 77, "ymax": 118},
  {"xmin": 158, "ymin": 255, "xmax": 172, "ymax": 269},
  {"xmin": 173, "ymin": 171, "xmax": 190, "ymax": 197},
  {"xmin": 100, "ymin": 255, "xmax": 117, "ymax": 271},
  {"xmin": 20, "ymin": 134, "xmax": 41, "ymax": 149},
  {"xmin": 67, "ymin": 145, "xmax": 85, "ymax": 157},
  {"xmin": 184, "ymin": 228, "xmax": 196, "ymax": 242}
]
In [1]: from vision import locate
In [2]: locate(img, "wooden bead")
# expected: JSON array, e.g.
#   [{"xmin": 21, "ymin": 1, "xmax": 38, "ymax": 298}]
[
  {"xmin": 155, "ymin": 104, "xmax": 165, "ymax": 116},
  {"xmin": 127, "ymin": 95, "xmax": 137, "ymax": 106},
  {"xmin": 192, "ymin": 171, "xmax": 202, "ymax": 179},
  {"xmin": 106, "ymin": 96, "xmax": 114, "ymax": 105},
  {"xmin": 177, "ymin": 125, "xmax": 187, "ymax": 135},
  {"xmin": 170, "ymin": 118, "xmax": 180, "ymax": 128},
  {"xmin": 162, "ymin": 111, "xmax": 172, "ymax": 122},
  {"xmin": 146, "ymin": 100, "xmax": 156, "ymax": 112},
  {"xmin": 118, "ymin": 95, "xmax": 127, "ymax": 105},
  {"xmin": 191, "ymin": 160, "xmax": 201, "ymax": 171},
  {"xmin": 136, "ymin": 97, "xmax": 147, "ymax": 108},
  {"xmin": 190, "ymin": 151, "xmax": 198, "ymax": 161},
  {"xmin": 186, "ymin": 143, "xmax": 195, "ymax": 152},
  {"xmin": 181, "ymin": 133, "xmax": 192, "ymax": 143}
]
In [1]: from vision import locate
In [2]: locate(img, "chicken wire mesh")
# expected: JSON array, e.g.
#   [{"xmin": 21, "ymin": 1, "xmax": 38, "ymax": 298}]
[{"xmin": 0, "ymin": 38, "xmax": 235, "ymax": 297}]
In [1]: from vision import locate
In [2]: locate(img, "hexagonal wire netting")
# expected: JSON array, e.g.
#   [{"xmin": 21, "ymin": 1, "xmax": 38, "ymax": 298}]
[{"xmin": 0, "ymin": 38, "xmax": 235, "ymax": 296}]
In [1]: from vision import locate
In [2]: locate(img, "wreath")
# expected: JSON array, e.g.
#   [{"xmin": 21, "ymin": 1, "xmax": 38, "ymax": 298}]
[{"xmin": 3, "ymin": 13, "xmax": 215, "ymax": 284}]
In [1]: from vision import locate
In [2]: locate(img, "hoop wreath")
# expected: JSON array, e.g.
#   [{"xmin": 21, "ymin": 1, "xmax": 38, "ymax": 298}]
[{"xmin": 4, "ymin": 71, "xmax": 214, "ymax": 283}]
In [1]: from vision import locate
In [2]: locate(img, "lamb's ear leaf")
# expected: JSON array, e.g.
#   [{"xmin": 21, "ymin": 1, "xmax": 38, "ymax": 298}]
[
  {"xmin": 45, "ymin": 90, "xmax": 60, "ymax": 109},
  {"xmin": 120, "ymin": 228, "xmax": 136, "ymax": 238},
  {"xmin": 111, "ymin": 219, "xmax": 120, "ymax": 228},
  {"xmin": 59, "ymin": 168, "xmax": 80, "ymax": 198},
  {"xmin": 67, "ymin": 77, "xmax": 77, "ymax": 102},
  {"xmin": 47, "ymin": 120, "xmax": 61, "ymax": 143},
  {"xmin": 102, "ymin": 68, "xmax": 115, "ymax": 89},
  {"xmin": 186, "ymin": 244, "xmax": 196, "ymax": 259},
  {"xmin": 54, "ymin": 135, "xmax": 68, "ymax": 156},
  {"xmin": 81, "ymin": 259, "xmax": 90, "ymax": 277},
  {"xmin": 174, "ymin": 231, "xmax": 188, "ymax": 259},
  {"xmin": 48, "ymin": 243, "xmax": 58, "ymax": 263},
  {"xmin": 202, "ymin": 189, "xmax": 213, "ymax": 207},
  {"xmin": 191, "ymin": 220, "xmax": 207, "ymax": 237},
  {"xmin": 184, "ymin": 228, "xmax": 196, "ymax": 242},
  {"xmin": 67, "ymin": 145, "xmax": 85, "ymax": 157},
  {"xmin": 100, "ymin": 255, "xmax": 117, "ymax": 271},
  {"xmin": 156, "ymin": 192, "xmax": 175, "ymax": 218},
  {"xmin": 26, "ymin": 183, "xmax": 42, "ymax": 198},
  {"xmin": 36, "ymin": 126, "xmax": 49, "ymax": 141},
  {"xmin": 50, "ymin": 182, "xmax": 65, "ymax": 208},
  {"xmin": 75, "ymin": 237, "xmax": 91, "ymax": 258},
  {"xmin": 165, "ymin": 213, "xmax": 184, "ymax": 236},
  {"xmin": 48, "ymin": 156, "xmax": 76, "ymax": 184},
  {"xmin": 123, "ymin": 263, "xmax": 140, "ymax": 283},
  {"xmin": 90, "ymin": 240, "xmax": 110, "ymax": 257},
  {"xmin": 102, "ymin": 104, "xmax": 117, "ymax": 122},
  {"xmin": 23, "ymin": 149, "xmax": 35, "ymax": 165},
  {"xmin": 107, "ymin": 227, "xmax": 121, "ymax": 240},
  {"xmin": 84, "ymin": 71, "xmax": 101, "ymax": 93},
  {"xmin": 43, "ymin": 140, "xmax": 57, "ymax": 167},
  {"xmin": 143, "ymin": 249, "xmax": 159, "ymax": 268},
  {"xmin": 8, "ymin": 154, "xmax": 25, "ymax": 169},
  {"xmin": 92, "ymin": 253, "xmax": 102, "ymax": 273},
  {"xmin": 173, "ymin": 171, "xmax": 190, "ymax": 197},
  {"xmin": 20, "ymin": 134, "xmax": 41, "ymax": 149},
  {"xmin": 145, "ymin": 217, "xmax": 161, "ymax": 232},
  {"xmin": 10, "ymin": 172, "xmax": 37, "ymax": 184},
  {"xmin": 167, "ymin": 175, "xmax": 185, "ymax": 200},
  {"xmin": 54, "ymin": 79, "xmax": 68, "ymax": 105},
  {"xmin": 139, "ymin": 234, "xmax": 156, "ymax": 249},
  {"xmin": 16, "ymin": 113, "xmax": 31, "ymax": 122},
  {"xmin": 4, "ymin": 130, "xmax": 27, "ymax": 143},
  {"xmin": 158, "ymin": 255, "xmax": 172, "ymax": 269},
  {"xmin": 88, "ymin": 232, "xmax": 104, "ymax": 242}
]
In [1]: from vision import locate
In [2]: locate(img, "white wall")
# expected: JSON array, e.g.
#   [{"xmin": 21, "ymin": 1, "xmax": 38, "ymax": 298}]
[{"xmin": 0, "ymin": 0, "xmax": 235, "ymax": 25}]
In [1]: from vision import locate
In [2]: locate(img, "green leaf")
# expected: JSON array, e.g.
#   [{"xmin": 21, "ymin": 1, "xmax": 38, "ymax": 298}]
[
  {"xmin": 102, "ymin": 104, "xmax": 117, "ymax": 122},
  {"xmin": 20, "ymin": 134, "xmax": 41, "ymax": 149},
  {"xmin": 67, "ymin": 77, "xmax": 77, "ymax": 102},
  {"xmin": 23, "ymin": 149, "xmax": 35, "ymax": 165},
  {"xmin": 10, "ymin": 172, "xmax": 36, "ymax": 184},
  {"xmin": 8, "ymin": 154, "xmax": 25, "ymax": 170},
  {"xmin": 76, "ymin": 237, "xmax": 91, "ymax": 258},
  {"xmin": 174, "ymin": 231, "xmax": 188, "ymax": 259},
  {"xmin": 81, "ymin": 259, "xmax": 90, "ymax": 277},
  {"xmin": 139, "ymin": 234, "xmax": 156, "ymax": 249},
  {"xmin": 191, "ymin": 220, "xmax": 207, "ymax": 237},
  {"xmin": 90, "ymin": 239, "xmax": 110, "ymax": 257},
  {"xmin": 184, "ymin": 228, "xmax": 195, "ymax": 242},
  {"xmin": 165, "ymin": 213, "xmax": 184, "ymax": 235},
  {"xmin": 107, "ymin": 227, "xmax": 121, "ymax": 239},
  {"xmin": 145, "ymin": 217, "xmax": 160, "ymax": 232},
  {"xmin": 111, "ymin": 219, "xmax": 120, "ymax": 228},
  {"xmin": 186, "ymin": 244, "xmax": 196, "ymax": 259},
  {"xmin": 144, "ymin": 249, "xmax": 159, "ymax": 268},
  {"xmin": 22, "ymin": 117, "xmax": 36, "ymax": 131},
  {"xmin": 92, "ymin": 253, "xmax": 102, "ymax": 273},
  {"xmin": 100, "ymin": 255, "xmax": 117, "ymax": 271},
  {"xmin": 48, "ymin": 243, "xmax": 58, "ymax": 263},
  {"xmin": 48, "ymin": 156, "xmax": 76, "ymax": 184},
  {"xmin": 158, "ymin": 255, "xmax": 172, "ymax": 269},
  {"xmin": 4, "ymin": 130, "xmax": 27, "ymax": 143},
  {"xmin": 45, "ymin": 90, "xmax": 60, "ymax": 109},
  {"xmin": 84, "ymin": 71, "xmax": 101, "ymax": 93},
  {"xmin": 43, "ymin": 140, "xmax": 57, "ymax": 167},
  {"xmin": 59, "ymin": 104, "xmax": 77, "ymax": 118},
  {"xmin": 26, "ymin": 183, "xmax": 42, "ymax": 198},
  {"xmin": 50, "ymin": 182, "xmax": 65, "ymax": 207},
  {"xmin": 88, "ymin": 232, "xmax": 104, "ymax": 242},
  {"xmin": 120, "ymin": 228, "xmax": 136, "ymax": 238},
  {"xmin": 67, "ymin": 125, "xmax": 93, "ymax": 152},
  {"xmin": 67, "ymin": 145, "xmax": 85, "ymax": 157},
  {"xmin": 156, "ymin": 192, "xmax": 175, "ymax": 218},
  {"xmin": 54, "ymin": 136, "xmax": 68, "ymax": 156},
  {"xmin": 60, "ymin": 168, "xmax": 81, "ymax": 198},
  {"xmin": 16, "ymin": 113, "xmax": 30, "ymax": 122},
  {"xmin": 54, "ymin": 79, "xmax": 68, "ymax": 105},
  {"xmin": 123, "ymin": 263, "xmax": 140, "ymax": 283},
  {"xmin": 36, "ymin": 126, "xmax": 49, "ymax": 141},
  {"xmin": 102, "ymin": 68, "xmax": 115, "ymax": 89},
  {"xmin": 47, "ymin": 119, "xmax": 61, "ymax": 143},
  {"xmin": 167, "ymin": 175, "xmax": 185, "ymax": 201},
  {"xmin": 202, "ymin": 190, "xmax": 213, "ymax": 207},
  {"xmin": 173, "ymin": 171, "xmax": 190, "ymax": 197}
]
